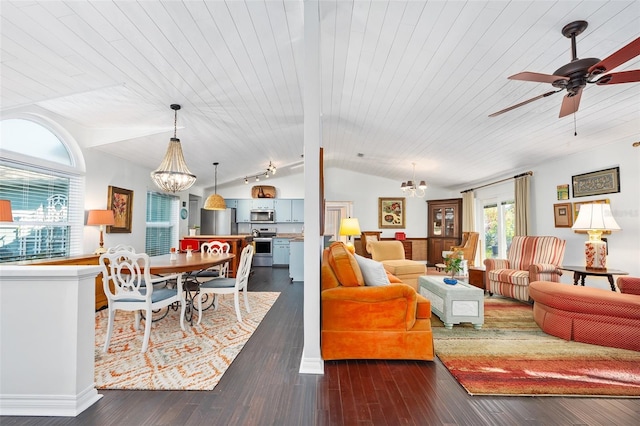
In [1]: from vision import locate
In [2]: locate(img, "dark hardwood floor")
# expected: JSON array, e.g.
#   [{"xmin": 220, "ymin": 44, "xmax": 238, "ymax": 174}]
[{"xmin": 4, "ymin": 267, "xmax": 639, "ymax": 425}]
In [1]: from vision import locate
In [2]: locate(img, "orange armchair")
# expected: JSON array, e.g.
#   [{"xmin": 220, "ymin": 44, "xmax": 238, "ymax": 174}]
[
  {"xmin": 449, "ymin": 232, "xmax": 479, "ymax": 266},
  {"xmin": 321, "ymin": 242, "xmax": 434, "ymax": 361},
  {"xmin": 617, "ymin": 276, "xmax": 640, "ymax": 295}
]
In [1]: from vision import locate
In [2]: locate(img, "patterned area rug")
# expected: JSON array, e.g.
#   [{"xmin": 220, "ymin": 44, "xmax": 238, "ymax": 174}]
[
  {"xmin": 95, "ymin": 291, "xmax": 280, "ymax": 390},
  {"xmin": 432, "ymin": 296, "xmax": 640, "ymax": 396}
]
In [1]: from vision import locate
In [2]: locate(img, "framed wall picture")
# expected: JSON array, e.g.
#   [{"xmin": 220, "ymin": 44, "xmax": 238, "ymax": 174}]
[
  {"xmin": 107, "ymin": 186, "xmax": 133, "ymax": 233},
  {"xmin": 556, "ymin": 184, "xmax": 569, "ymax": 200},
  {"xmin": 572, "ymin": 167, "xmax": 620, "ymax": 198},
  {"xmin": 378, "ymin": 197, "xmax": 406, "ymax": 229},
  {"xmin": 553, "ymin": 203, "xmax": 573, "ymax": 227}
]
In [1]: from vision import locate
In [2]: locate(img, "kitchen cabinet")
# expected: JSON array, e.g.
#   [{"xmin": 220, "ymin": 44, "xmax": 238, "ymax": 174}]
[
  {"xmin": 252, "ymin": 199, "xmax": 274, "ymax": 210},
  {"xmin": 272, "ymin": 238, "xmax": 290, "ymax": 266},
  {"xmin": 274, "ymin": 199, "xmax": 292, "ymax": 222},
  {"xmin": 291, "ymin": 199, "xmax": 304, "ymax": 222},
  {"xmin": 236, "ymin": 199, "xmax": 252, "ymax": 222},
  {"xmin": 427, "ymin": 198, "xmax": 462, "ymax": 265},
  {"xmin": 224, "ymin": 199, "xmax": 238, "ymax": 209},
  {"xmin": 289, "ymin": 240, "xmax": 304, "ymax": 281}
]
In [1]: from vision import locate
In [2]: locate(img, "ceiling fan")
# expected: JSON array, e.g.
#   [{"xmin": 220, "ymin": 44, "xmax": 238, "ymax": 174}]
[{"xmin": 489, "ymin": 20, "xmax": 640, "ymax": 118}]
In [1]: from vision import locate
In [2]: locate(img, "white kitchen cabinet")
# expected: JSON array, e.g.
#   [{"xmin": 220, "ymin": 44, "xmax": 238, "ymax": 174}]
[
  {"xmin": 236, "ymin": 199, "xmax": 252, "ymax": 222},
  {"xmin": 291, "ymin": 199, "xmax": 304, "ymax": 222},
  {"xmin": 289, "ymin": 240, "xmax": 304, "ymax": 281},
  {"xmin": 224, "ymin": 199, "xmax": 238, "ymax": 209},
  {"xmin": 273, "ymin": 238, "xmax": 290, "ymax": 266}
]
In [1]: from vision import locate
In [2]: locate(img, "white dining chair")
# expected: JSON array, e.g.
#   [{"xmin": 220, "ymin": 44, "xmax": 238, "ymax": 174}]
[
  {"xmin": 195, "ymin": 240, "xmax": 231, "ymax": 281},
  {"xmin": 99, "ymin": 249, "xmax": 186, "ymax": 353},
  {"xmin": 197, "ymin": 244, "xmax": 254, "ymax": 323}
]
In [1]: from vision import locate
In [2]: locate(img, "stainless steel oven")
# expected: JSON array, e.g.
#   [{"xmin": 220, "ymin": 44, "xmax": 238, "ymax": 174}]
[{"xmin": 252, "ymin": 227, "xmax": 276, "ymax": 267}]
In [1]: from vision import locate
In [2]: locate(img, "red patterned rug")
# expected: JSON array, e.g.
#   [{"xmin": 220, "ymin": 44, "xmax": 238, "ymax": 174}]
[
  {"xmin": 94, "ymin": 291, "xmax": 279, "ymax": 390},
  {"xmin": 432, "ymin": 296, "xmax": 640, "ymax": 396}
]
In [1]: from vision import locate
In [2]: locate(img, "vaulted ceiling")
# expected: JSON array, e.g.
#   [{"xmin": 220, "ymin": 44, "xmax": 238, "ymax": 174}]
[{"xmin": 1, "ymin": 1, "xmax": 638, "ymax": 191}]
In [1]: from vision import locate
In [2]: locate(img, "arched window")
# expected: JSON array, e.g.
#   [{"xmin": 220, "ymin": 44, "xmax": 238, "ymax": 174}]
[{"xmin": 0, "ymin": 118, "xmax": 84, "ymax": 262}]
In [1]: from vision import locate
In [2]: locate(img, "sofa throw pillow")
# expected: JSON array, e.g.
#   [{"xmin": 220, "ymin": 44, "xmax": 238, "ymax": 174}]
[
  {"xmin": 355, "ymin": 254, "xmax": 390, "ymax": 286},
  {"xmin": 328, "ymin": 242, "xmax": 364, "ymax": 287}
]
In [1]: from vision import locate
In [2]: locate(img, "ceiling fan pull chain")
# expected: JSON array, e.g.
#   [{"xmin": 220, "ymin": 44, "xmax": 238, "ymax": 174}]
[{"xmin": 573, "ymin": 111, "xmax": 577, "ymax": 136}]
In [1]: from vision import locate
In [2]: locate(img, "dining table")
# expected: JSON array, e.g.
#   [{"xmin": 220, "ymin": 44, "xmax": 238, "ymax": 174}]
[{"xmin": 147, "ymin": 251, "xmax": 236, "ymax": 325}]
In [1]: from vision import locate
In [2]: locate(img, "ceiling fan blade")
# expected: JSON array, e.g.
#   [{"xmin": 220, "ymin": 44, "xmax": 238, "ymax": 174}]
[
  {"xmin": 559, "ymin": 89, "xmax": 583, "ymax": 118},
  {"xmin": 489, "ymin": 90, "xmax": 560, "ymax": 117},
  {"xmin": 594, "ymin": 69, "xmax": 640, "ymax": 85},
  {"xmin": 508, "ymin": 72, "xmax": 568, "ymax": 84},
  {"xmin": 588, "ymin": 37, "xmax": 640, "ymax": 75}
]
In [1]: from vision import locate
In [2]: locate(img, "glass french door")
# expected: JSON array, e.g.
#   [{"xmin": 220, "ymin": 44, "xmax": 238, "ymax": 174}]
[{"xmin": 482, "ymin": 199, "xmax": 515, "ymax": 259}]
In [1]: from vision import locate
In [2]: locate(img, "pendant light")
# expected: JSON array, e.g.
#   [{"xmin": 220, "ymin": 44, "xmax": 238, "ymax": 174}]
[
  {"xmin": 204, "ymin": 162, "xmax": 226, "ymax": 210},
  {"xmin": 151, "ymin": 104, "xmax": 197, "ymax": 193}
]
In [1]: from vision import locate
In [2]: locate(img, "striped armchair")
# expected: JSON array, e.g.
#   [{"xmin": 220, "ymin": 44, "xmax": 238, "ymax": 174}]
[{"xmin": 484, "ymin": 236, "xmax": 566, "ymax": 302}]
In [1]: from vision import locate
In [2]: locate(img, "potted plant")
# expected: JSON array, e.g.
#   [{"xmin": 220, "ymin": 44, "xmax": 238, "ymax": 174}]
[
  {"xmin": 189, "ymin": 225, "xmax": 200, "ymax": 236},
  {"xmin": 443, "ymin": 251, "xmax": 464, "ymax": 285}
]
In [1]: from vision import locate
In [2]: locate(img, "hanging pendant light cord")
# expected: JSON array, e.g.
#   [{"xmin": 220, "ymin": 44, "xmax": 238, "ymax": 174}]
[{"xmin": 174, "ymin": 108, "xmax": 178, "ymax": 139}]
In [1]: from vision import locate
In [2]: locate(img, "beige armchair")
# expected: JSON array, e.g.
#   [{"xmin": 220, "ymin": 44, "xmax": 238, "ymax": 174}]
[
  {"xmin": 449, "ymin": 232, "xmax": 479, "ymax": 266},
  {"xmin": 368, "ymin": 241, "xmax": 426, "ymax": 290}
]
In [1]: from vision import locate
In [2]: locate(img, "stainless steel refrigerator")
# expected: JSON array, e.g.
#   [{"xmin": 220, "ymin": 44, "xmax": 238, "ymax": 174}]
[{"xmin": 200, "ymin": 208, "xmax": 237, "ymax": 235}]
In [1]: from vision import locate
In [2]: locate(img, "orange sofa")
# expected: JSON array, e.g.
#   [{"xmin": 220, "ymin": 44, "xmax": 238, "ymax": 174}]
[
  {"xmin": 529, "ymin": 281, "xmax": 640, "ymax": 351},
  {"xmin": 321, "ymin": 242, "xmax": 434, "ymax": 361}
]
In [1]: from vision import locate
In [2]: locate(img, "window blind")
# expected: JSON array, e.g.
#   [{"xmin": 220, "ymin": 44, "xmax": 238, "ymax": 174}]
[{"xmin": 145, "ymin": 191, "xmax": 179, "ymax": 256}]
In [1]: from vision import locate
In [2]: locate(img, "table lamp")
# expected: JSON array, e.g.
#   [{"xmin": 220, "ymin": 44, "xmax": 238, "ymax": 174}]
[
  {"xmin": 571, "ymin": 203, "xmax": 620, "ymax": 270},
  {"xmin": 0, "ymin": 199, "xmax": 13, "ymax": 222},
  {"xmin": 339, "ymin": 217, "xmax": 361, "ymax": 253},
  {"xmin": 87, "ymin": 209, "xmax": 115, "ymax": 254}
]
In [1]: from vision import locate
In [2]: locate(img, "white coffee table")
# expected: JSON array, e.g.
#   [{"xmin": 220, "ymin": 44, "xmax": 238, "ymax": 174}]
[{"xmin": 419, "ymin": 275, "xmax": 484, "ymax": 329}]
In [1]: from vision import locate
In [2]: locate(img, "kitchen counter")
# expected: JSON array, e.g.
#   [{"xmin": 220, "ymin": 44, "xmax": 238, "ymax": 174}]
[{"xmin": 275, "ymin": 233, "xmax": 304, "ymax": 239}]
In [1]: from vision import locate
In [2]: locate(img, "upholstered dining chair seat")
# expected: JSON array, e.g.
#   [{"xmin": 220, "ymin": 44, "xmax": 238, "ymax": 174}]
[{"xmin": 199, "ymin": 277, "xmax": 235, "ymax": 289}]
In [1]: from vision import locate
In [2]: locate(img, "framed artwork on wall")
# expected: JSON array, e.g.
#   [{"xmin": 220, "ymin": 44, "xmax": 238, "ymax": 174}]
[
  {"xmin": 553, "ymin": 203, "xmax": 573, "ymax": 227},
  {"xmin": 107, "ymin": 185, "xmax": 133, "ymax": 233},
  {"xmin": 378, "ymin": 197, "xmax": 405, "ymax": 229},
  {"xmin": 572, "ymin": 167, "xmax": 620, "ymax": 198},
  {"xmin": 556, "ymin": 184, "xmax": 569, "ymax": 200}
]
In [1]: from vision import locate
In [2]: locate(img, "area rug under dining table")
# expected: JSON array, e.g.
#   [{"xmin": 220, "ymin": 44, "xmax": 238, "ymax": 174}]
[
  {"xmin": 94, "ymin": 291, "xmax": 280, "ymax": 391},
  {"xmin": 432, "ymin": 295, "xmax": 640, "ymax": 397}
]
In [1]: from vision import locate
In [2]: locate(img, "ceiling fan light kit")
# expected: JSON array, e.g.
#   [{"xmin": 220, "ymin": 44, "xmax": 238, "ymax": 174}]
[
  {"xmin": 151, "ymin": 104, "xmax": 197, "ymax": 193},
  {"xmin": 489, "ymin": 21, "xmax": 640, "ymax": 119}
]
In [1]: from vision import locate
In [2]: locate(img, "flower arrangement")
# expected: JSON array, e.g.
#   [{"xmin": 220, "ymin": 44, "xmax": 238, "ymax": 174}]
[{"xmin": 444, "ymin": 251, "xmax": 464, "ymax": 279}]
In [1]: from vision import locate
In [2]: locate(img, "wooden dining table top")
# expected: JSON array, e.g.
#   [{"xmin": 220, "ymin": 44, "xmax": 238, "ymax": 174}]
[{"xmin": 148, "ymin": 252, "xmax": 235, "ymax": 275}]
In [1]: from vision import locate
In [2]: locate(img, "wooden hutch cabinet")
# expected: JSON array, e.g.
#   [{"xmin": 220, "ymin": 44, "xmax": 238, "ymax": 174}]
[{"xmin": 427, "ymin": 198, "xmax": 462, "ymax": 265}]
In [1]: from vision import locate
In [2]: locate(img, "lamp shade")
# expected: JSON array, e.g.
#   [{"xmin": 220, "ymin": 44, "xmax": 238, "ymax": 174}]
[
  {"xmin": 0, "ymin": 199, "xmax": 13, "ymax": 222},
  {"xmin": 339, "ymin": 218, "xmax": 361, "ymax": 236},
  {"xmin": 204, "ymin": 193, "xmax": 227, "ymax": 210},
  {"xmin": 87, "ymin": 209, "xmax": 115, "ymax": 226},
  {"xmin": 572, "ymin": 203, "xmax": 621, "ymax": 231}
]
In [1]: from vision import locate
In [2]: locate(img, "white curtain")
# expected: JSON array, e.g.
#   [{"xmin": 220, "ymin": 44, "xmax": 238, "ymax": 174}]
[
  {"xmin": 462, "ymin": 191, "xmax": 475, "ymax": 232},
  {"xmin": 515, "ymin": 174, "xmax": 531, "ymax": 236}
]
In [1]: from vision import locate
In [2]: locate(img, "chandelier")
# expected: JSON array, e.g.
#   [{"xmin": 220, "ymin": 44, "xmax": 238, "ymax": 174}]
[
  {"xmin": 204, "ymin": 162, "xmax": 226, "ymax": 210},
  {"xmin": 151, "ymin": 104, "xmax": 196, "ymax": 193},
  {"xmin": 401, "ymin": 162, "xmax": 427, "ymax": 197},
  {"xmin": 244, "ymin": 161, "xmax": 277, "ymax": 184}
]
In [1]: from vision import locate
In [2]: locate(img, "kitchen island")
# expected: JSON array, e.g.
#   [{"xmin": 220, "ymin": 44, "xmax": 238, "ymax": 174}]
[{"xmin": 180, "ymin": 235, "xmax": 252, "ymax": 278}]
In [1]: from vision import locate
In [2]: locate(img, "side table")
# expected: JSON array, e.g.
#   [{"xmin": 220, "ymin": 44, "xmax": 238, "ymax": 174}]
[
  {"xmin": 468, "ymin": 266, "xmax": 485, "ymax": 290},
  {"xmin": 560, "ymin": 265, "xmax": 628, "ymax": 292}
]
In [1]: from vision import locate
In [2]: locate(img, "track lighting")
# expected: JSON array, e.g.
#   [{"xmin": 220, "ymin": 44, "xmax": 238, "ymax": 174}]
[{"xmin": 242, "ymin": 162, "xmax": 277, "ymax": 184}]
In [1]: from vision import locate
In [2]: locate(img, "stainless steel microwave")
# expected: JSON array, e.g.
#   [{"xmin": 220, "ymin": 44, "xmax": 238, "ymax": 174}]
[{"xmin": 250, "ymin": 209, "xmax": 275, "ymax": 223}]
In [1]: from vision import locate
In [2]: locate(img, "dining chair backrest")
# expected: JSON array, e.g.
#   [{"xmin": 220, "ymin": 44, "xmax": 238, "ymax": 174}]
[
  {"xmin": 100, "ymin": 250, "xmax": 153, "ymax": 302},
  {"xmin": 106, "ymin": 244, "xmax": 136, "ymax": 254},
  {"xmin": 235, "ymin": 244, "xmax": 254, "ymax": 291},
  {"xmin": 202, "ymin": 241, "xmax": 231, "ymax": 254},
  {"xmin": 201, "ymin": 241, "xmax": 231, "ymax": 278}
]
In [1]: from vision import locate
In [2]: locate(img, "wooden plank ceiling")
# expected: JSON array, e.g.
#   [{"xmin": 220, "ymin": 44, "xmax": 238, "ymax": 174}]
[{"xmin": 1, "ymin": 1, "xmax": 638, "ymax": 190}]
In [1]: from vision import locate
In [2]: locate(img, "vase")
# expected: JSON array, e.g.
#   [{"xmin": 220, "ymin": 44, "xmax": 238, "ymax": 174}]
[
  {"xmin": 443, "ymin": 277, "xmax": 457, "ymax": 285},
  {"xmin": 189, "ymin": 229, "xmax": 196, "ymax": 236}
]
